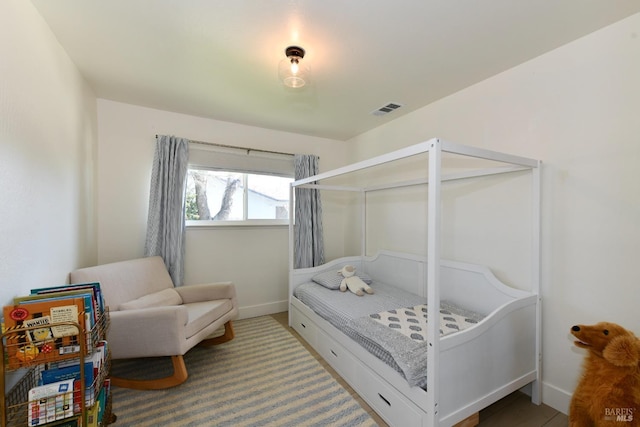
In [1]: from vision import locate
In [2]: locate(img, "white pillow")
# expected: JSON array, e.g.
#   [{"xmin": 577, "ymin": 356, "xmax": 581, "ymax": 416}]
[{"xmin": 118, "ymin": 288, "xmax": 183, "ymax": 310}]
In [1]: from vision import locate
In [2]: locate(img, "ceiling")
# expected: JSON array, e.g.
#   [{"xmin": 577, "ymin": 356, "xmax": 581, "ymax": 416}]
[{"xmin": 31, "ymin": 1, "xmax": 640, "ymax": 141}]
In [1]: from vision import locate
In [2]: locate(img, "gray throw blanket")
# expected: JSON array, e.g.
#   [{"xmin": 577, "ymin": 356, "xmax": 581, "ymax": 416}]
[{"xmin": 348, "ymin": 302, "xmax": 484, "ymax": 388}]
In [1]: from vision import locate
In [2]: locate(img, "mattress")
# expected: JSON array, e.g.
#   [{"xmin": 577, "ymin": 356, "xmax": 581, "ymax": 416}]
[{"xmin": 293, "ymin": 280, "xmax": 484, "ymax": 388}]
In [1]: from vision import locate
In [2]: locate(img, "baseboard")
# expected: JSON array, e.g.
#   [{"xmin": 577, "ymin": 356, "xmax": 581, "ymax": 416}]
[
  {"xmin": 238, "ymin": 300, "xmax": 288, "ymax": 319},
  {"xmin": 522, "ymin": 381, "xmax": 571, "ymax": 415},
  {"xmin": 542, "ymin": 382, "xmax": 571, "ymax": 415}
]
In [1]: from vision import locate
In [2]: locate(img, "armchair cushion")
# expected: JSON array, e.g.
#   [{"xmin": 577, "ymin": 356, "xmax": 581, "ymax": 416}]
[
  {"xmin": 184, "ymin": 299, "xmax": 234, "ymax": 339},
  {"xmin": 69, "ymin": 256, "xmax": 175, "ymax": 309},
  {"xmin": 119, "ymin": 288, "xmax": 183, "ymax": 311}
]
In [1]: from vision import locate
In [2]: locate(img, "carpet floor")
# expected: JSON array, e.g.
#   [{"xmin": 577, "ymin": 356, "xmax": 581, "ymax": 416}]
[{"xmin": 110, "ymin": 315, "xmax": 378, "ymax": 426}]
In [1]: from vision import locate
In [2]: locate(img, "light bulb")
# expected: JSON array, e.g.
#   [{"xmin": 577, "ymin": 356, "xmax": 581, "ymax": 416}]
[{"xmin": 279, "ymin": 46, "xmax": 307, "ymax": 88}]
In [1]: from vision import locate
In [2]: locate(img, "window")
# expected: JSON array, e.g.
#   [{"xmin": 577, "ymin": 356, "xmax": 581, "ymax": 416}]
[
  {"xmin": 185, "ymin": 144, "xmax": 294, "ymax": 226},
  {"xmin": 185, "ymin": 169, "xmax": 292, "ymax": 224}
]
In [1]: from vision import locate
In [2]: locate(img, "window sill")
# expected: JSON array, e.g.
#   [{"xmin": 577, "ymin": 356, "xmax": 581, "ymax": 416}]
[{"xmin": 186, "ymin": 219, "xmax": 289, "ymax": 228}]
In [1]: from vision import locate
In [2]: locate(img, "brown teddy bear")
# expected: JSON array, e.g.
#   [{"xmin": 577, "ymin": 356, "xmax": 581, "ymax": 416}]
[{"xmin": 570, "ymin": 322, "xmax": 640, "ymax": 426}]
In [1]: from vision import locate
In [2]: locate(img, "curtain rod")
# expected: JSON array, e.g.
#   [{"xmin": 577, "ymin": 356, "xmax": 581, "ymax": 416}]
[{"xmin": 155, "ymin": 135, "xmax": 294, "ymax": 157}]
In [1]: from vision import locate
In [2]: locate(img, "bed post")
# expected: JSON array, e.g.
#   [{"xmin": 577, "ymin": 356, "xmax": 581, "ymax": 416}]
[
  {"xmin": 361, "ymin": 190, "xmax": 367, "ymax": 257},
  {"xmin": 532, "ymin": 161, "xmax": 542, "ymax": 405},
  {"xmin": 288, "ymin": 182, "xmax": 295, "ymax": 327},
  {"xmin": 427, "ymin": 138, "xmax": 442, "ymax": 425}
]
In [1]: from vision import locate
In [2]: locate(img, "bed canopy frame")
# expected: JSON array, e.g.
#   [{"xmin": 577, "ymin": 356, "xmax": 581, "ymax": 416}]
[{"xmin": 288, "ymin": 138, "xmax": 541, "ymax": 426}]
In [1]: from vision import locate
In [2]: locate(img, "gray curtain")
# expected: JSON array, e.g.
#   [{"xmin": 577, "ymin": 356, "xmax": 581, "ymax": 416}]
[
  {"xmin": 145, "ymin": 135, "xmax": 190, "ymax": 285},
  {"xmin": 294, "ymin": 154, "xmax": 324, "ymax": 268}
]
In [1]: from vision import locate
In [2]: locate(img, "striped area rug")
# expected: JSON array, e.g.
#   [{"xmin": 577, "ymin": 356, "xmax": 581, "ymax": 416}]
[{"xmin": 110, "ymin": 315, "xmax": 378, "ymax": 426}]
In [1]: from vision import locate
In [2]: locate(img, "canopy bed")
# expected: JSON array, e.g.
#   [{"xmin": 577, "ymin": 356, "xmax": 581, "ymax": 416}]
[{"xmin": 288, "ymin": 138, "xmax": 541, "ymax": 426}]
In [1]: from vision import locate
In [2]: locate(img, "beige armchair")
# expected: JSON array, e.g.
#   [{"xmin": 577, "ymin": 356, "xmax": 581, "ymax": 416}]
[{"xmin": 69, "ymin": 256, "xmax": 238, "ymax": 390}]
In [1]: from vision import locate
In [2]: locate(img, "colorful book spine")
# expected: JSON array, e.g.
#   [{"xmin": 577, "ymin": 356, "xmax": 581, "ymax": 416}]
[{"xmin": 30, "ymin": 282, "xmax": 104, "ymax": 318}]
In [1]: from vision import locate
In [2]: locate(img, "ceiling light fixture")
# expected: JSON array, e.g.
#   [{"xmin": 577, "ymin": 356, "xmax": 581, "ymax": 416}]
[{"xmin": 279, "ymin": 46, "xmax": 307, "ymax": 88}]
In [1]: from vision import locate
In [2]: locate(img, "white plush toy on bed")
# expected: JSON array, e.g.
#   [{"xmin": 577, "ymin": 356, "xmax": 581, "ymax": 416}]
[{"xmin": 338, "ymin": 265, "xmax": 374, "ymax": 296}]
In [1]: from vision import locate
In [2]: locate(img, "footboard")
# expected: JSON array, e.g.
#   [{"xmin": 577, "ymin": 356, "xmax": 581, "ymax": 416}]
[{"xmin": 437, "ymin": 297, "xmax": 538, "ymax": 423}]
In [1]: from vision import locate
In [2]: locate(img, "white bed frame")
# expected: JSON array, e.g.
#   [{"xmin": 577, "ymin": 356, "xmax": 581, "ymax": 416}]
[{"xmin": 288, "ymin": 138, "xmax": 541, "ymax": 427}]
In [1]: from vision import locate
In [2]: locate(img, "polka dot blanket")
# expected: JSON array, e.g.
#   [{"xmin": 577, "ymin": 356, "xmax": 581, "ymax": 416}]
[{"xmin": 369, "ymin": 302, "xmax": 484, "ymax": 342}]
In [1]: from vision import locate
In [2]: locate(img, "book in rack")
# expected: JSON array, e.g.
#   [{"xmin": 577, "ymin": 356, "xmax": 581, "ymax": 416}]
[{"xmin": 3, "ymin": 297, "xmax": 87, "ymax": 369}]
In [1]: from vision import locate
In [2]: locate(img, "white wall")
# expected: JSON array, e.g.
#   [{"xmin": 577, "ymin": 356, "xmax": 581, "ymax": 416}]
[
  {"xmin": 0, "ymin": 1, "xmax": 97, "ymax": 306},
  {"xmin": 96, "ymin": 100, "xmax": 347, "ymax": 317},
  {"xmin": 347, "ymin": 13, "xmax": 640, "ymax": 413}
]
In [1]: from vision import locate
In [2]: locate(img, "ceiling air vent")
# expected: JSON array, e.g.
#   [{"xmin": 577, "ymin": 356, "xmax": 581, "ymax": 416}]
[{"xmin": 371, "ymin": 102, "xmax": 403, "ymax": 116}]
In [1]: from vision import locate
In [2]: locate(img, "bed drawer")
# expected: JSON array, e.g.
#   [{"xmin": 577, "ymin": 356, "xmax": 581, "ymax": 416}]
[
  {"xmin": 316, "ymin": 329, "xmax": 357, "ymax": 384},
  {"xmin": 290, "ymin": 305, "xmax": 317, "ymax": 347},
  {"xmin": 357, "ymin": 366, "xmax": 422, "ymax": 427}
]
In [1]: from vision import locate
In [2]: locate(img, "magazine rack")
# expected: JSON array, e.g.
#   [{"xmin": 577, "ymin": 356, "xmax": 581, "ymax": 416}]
[{"xmin": 0, "ymin": 311, "xmax": 113, "ymax": 426}]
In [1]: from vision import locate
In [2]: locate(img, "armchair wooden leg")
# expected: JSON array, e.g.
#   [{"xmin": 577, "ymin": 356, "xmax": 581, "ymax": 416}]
[
  {"xmin": 111, "ymin": 322, "xmax": 235, "ymax": 389},
  {"xmin": 199, "ymin": 321, "xmax": 235, "ymax": 346},
  {"xmin": 111, "ymin": 355, "xmax": 188, "ymax": 390}
]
